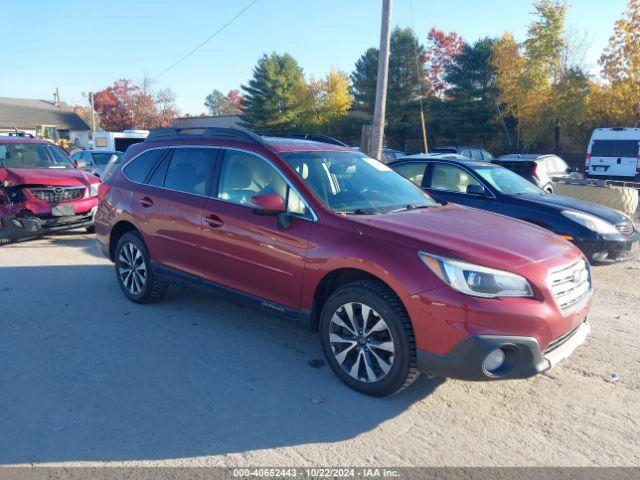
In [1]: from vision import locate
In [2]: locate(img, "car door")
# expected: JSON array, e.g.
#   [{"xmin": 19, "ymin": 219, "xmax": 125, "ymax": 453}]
[
  {"xmin": 200, "ymin": 148, "xmax": 313, "ymax": 309},
  {"xmin": 131, "ymin": 147, "xmax": 217, "ymax": 278},
  {"xmin": 424, "ymin": 162, "xmax": 497, "ymax": 212}
]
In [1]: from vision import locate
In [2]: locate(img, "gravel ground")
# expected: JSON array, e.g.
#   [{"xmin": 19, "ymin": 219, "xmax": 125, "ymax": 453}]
[{"xmin": 0, "ymin": 231, "xmax": 638, "ymax": 467}]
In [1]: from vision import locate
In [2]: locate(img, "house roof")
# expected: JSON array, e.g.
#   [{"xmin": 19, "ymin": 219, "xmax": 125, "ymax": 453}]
[{"xmin": 0, "ymin": 97, "xmax": 90, "ymax": 131}]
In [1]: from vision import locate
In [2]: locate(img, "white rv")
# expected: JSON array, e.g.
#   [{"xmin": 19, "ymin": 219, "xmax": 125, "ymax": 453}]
[
  {"xmin": 92, "ymin": 130, "xmax": 149, "ymax": 152},
  {"xmin": 586, "ymin": 128, "xmax": 640, "ymax": 179}
]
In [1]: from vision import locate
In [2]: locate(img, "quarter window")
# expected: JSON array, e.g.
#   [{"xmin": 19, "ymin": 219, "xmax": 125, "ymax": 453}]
[
  {"xmin": 163, "ymin": 148, "xmax": 215, "ymax": 195},
  {"xmin": 429, "ymin": 163, "xmax": 481, "ymax": 193},
  {"xmin": 218, "ymin": 150, "xmax": 308, "ymax": 217},
  {"xmin": 123, "ymin": 149, "xmax": 166, "ymax": 183}
]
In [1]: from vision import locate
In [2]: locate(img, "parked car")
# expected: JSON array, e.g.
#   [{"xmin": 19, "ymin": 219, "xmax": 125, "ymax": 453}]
[
  {"xmin": 71, "ymin": 150, "xmax": 123, "ymax": 179},
  {"xmin": 585, "ymin": 127, "xmax": 640, "ymax": 179},
  {"xmin": 97, "ymin": 127, "xmax": 592, "ymax": 396},
  {"xmin": 431, "ymin": 145, "xmax": 494, "ymax": 162},
  {"xmin": 491, "ymin": 154, "xmax": 581, "ymax": 193},
  {"xmin": 0, "ymin": 137, "xmax": 101, "ymax": 242},
  {"xmin": 390, "ymin": 154, "xmax": 639, "ymax": 264},
  {"xmin": 352, "ymin": 146, "xmax": 408, "ymax": 163}
]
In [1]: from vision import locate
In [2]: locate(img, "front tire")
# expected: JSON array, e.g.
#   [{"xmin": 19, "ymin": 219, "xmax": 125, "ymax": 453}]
[
  {"xmin": 115, "ymin": 231, "xmax": 168, "ymax": 303},
  {"xmin": 319, "ymin": 279, "xmax": 419, "ymax": 397}
]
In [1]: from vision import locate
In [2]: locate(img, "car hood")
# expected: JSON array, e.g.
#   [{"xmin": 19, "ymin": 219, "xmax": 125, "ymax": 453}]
[
  {"xmin": 0, "ymin": 167, "xmax": 97, "ymax": 186},
  {"xmin": 347, "ymin": 204, "xmax": 579, "ymax": 270},
  {"xmin": 511, "ymin": 193, "xmax": 628, "ymax": 224}
]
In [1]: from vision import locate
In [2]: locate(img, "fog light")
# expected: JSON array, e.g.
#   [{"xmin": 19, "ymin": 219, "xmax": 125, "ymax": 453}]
[
  {"xmin": 483, "ymin": 348, "xmax": 506, "ymax": 373},
  {"xmin": 592, "ymin": 251, "xmax": 608, "ymax": 262}
]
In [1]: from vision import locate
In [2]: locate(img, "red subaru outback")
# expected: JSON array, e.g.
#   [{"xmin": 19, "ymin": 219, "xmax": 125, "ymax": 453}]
[
  {"xmin": 0, "ymin": 136, "xmax": 101, "ymax": 242},
  {"xmin": 96, "ymin": 128, "xmax": 592, "ymax": 396}
]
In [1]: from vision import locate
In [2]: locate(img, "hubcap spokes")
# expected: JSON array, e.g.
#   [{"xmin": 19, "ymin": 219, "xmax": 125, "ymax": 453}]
[
  {"xmin": 329, "ymin": 302, "xmax": 395, "ymax": 383},
  {"xmin": 118, "ymin": 243, "xmax": 147, "ymax": 295}
]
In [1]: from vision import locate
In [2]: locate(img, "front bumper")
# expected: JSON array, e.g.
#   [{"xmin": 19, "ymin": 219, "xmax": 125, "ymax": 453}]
[
  {"xmin": 576, "ymin": 230, "xmax": 640, "ymax": 264},
  {"xmin": 416, "ymin": 320, "xmax": 590, "ymax": 380},
  {"xmin": 0, "ymin": 207, "xmax": 97, "ymax": 241}
]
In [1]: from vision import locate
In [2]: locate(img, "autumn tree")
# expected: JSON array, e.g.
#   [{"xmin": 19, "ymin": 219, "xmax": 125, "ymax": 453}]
[
  {"xmin": 301, "ymin": 69, "xmax": 352, "ymax": 131},
  {"xmin": 424, "ymin": 28, "xmax": 465, "ymax": 98},
  {"xmin": 600, "ymin": 0, "xmax": 640, "ymax": 125},
  {"xmin": 241, "ymin": 53, "xmax": 308, "ymax": 130}
]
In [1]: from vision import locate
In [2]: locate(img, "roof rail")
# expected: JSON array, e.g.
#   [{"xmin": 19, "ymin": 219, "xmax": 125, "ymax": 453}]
[
  {"xmin": 260, "ymin": 132, "xmax": 348, "ymax": 147},
  {"xmin": 145, "ymin": 127, "xmax": 267, "ymax": 146}
]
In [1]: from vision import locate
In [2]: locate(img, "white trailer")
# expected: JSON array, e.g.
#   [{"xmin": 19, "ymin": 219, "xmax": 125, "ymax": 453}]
[{"xmin": 92, "ymin": 130, "xmax": 149, "ymax": 152}]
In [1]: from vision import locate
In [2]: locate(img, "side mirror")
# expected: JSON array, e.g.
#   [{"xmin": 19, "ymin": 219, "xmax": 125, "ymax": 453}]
[
  {"xmin": 251, "ymin": 194, "xmax": 286, "ymax": 215},
  {"xmin": 466, "ymin": 184, "xmax": 488, "ymax": 196}
]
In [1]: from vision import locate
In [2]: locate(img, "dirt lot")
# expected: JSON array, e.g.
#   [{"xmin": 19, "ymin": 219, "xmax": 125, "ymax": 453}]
[{"xmin": 0, "ymin": 232, "xmax": 638, "ymax": 467}]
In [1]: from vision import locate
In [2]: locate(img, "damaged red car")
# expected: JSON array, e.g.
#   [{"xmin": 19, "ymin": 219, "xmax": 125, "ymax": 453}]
[{"xmin": 0, "ymin": 136, "xmax": 101, "ymax": 243}]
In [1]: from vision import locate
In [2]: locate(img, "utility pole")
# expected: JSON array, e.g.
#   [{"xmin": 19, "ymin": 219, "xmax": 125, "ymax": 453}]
[
  {"xmin": 370, "ymin": 0, "xmax": 393, "ymax": 162},
  {"xmin": 89, "ymin": 92, "xmax": 96, "ymax": 135}
]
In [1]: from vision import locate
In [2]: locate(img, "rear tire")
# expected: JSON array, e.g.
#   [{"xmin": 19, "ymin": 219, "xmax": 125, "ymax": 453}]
[
  {"xmin": 115, "ymin": 231, "xmax": 168, "ymax": 303},
  {"xmin": 319, "ymin": 279, "xmax": 419, "ymax": 397},
  {"xmin": 544, "ymin": 184, "xmax": 554, "ymax": 194}
]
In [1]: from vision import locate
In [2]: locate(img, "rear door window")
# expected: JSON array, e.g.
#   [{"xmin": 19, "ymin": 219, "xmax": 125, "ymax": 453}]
[
  {"xmin": 591, "ymin": 140, "xmax": 639, "ymax": 157},
  {"xmin": 123, "ymin": 149, "xmax": 167, "ymax": 183},
  {"xmin": 163, "ymin": 148, "xmax": 217, "ymax": 196}
]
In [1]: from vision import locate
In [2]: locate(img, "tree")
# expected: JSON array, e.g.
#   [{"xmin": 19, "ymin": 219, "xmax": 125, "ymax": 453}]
[
  {"xmin": 241, "ymin": 53, "xmax": 308, "ymax": 130},
  {"xmin": 441, "ymin": 37, "xmax": 501, "ymax": 147},
  {"xmin": 599, "ymin": 0, "xmax": 640, "ymax": 125},
  {"xmin": 204, "ymin": 89, "xmax": 236, "ymax": 116},
  {"xmin": 226, "ymin": 89, "xmax": 244, "ymax": 114},
  {"xmin": 301, "ymin": 69, "xmax": 352, "ymax": 131},
  {"xmin": 424, "ymin": 28, "xmax": 465, "ymax": 98},
  {"xmin": 93, "ymin": 78, "xmax": 178, "ymax": 131},
  {"xmin": 351, "ymin": 28, "xmax": 427, "ymax": 122}
]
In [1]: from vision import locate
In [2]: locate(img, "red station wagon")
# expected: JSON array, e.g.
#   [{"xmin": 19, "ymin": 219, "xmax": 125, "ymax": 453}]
[
  {"xmin": 0, "ymin": 136, "xmax": 101, "ymax": 242},
  {"xmin": 96, "ymin": 128, "xmax": 592, "ymax": 396}
]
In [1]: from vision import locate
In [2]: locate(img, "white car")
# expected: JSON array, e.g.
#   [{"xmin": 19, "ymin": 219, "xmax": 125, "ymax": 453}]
[
  {"xmin": 586, "ymin": 128, "xmax": 640, "ymax": 179},
  {"xmin": 71, "ymin": 150, "xmax": 122, "ymax": 179}
]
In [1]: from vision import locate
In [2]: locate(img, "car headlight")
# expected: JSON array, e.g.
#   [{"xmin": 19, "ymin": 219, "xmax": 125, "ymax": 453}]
[
  {"xmin": 89, "ymin": 183, "xmax": 100, "ymax": 197},
  {"xmin": 419, "ymin": 253, "xmax": 533, "ymax": 298},
  {"xmin": 561, "ymin": 210, "xmax": 618, "ymax": 234}
]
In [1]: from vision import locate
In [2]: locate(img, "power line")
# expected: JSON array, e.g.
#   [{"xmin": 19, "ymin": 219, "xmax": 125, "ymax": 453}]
[{"xmin": 152, "ymin": 0, "xmax": 259, "ymax": 80}]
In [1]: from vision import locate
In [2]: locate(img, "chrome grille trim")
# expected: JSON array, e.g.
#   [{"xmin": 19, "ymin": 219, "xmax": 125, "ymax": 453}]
[
  {"xmin": 548, "ymin": 259, "xmax": 592, "ymax": 314},
  {"xmin": 616, "ymin": 221, "xmax": 634, "ymax": 235},
  {"xmin": 28, "ymin": 186, "xmax": 85, "ymax": 203}
]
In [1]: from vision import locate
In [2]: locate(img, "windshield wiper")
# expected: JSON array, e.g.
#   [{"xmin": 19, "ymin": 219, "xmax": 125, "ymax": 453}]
[
  {"xmin": 339, "ymin": 208, "xmax": 376, "ymax": 215},
  {"xmin": 389, "ymin": 204, "xmax": 434, "ymax": 213}
]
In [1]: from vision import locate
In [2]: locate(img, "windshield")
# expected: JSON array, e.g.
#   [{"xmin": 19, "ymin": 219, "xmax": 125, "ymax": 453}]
[
  {"xmin": 92, "ymin": 152, "xmax": 122, "ymax": 165},
  {"xmin": 281, "ymin": 151, "xmax": 438, "ymax": 214},
  {"xmin": 0, "ymin": 143, "xmax": 74, "ymax": 169},
  {"xmin": 475, "ymin": 166, "xmax": 543, "ymax": 195}
]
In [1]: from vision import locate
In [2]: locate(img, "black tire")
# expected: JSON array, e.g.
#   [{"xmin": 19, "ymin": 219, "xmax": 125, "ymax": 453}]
[
  {"xmin": 86, "ymin": 226, "xmax": 95, "ymax": 234},
  {"xmin": 319, "ymin": 279, "xmax": 419, "ymax": 397},
  {"xmin": 114, "ymin": 231, "xmax": 168, "ymax": 304}
]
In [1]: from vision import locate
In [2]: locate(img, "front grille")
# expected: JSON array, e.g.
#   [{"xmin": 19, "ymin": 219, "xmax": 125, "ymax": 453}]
[
  {"xmin": 548, "ymin": 259, "xmax": 591, "ymax": 313},
  {"xmin": 29, "ymin": 186, "xmax": 85, "ymax": 203},
  {"xmin": 616, "ymin": 221, "xmax": 634, "ymax": 235}
]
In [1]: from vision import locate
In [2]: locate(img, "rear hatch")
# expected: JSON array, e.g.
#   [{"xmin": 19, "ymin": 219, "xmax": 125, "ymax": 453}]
[{"xmin": 587, "ymin": 129, "xmax": 639, "ymax": 178}]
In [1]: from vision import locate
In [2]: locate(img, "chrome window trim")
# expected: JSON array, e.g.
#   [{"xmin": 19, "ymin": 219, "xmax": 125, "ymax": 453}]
[{"xmin": 120, "ymin": 144, "xmax": 318, "ymax": 222}]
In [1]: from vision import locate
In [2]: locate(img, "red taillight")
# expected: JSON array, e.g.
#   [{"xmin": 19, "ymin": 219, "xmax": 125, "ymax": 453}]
[
  {"xmin": 585, "ymin": 153, "xmax": 591, "ymax": 168},
  {"xmin": 97, "ymin": 183, "xmax": 111, "ymax": 199},
  {"xmin": 532, "ymin": 162, "xmax": 539, "ymax": 180}
]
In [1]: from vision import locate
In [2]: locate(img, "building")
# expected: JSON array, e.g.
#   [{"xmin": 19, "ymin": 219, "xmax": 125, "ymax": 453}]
[{"xmin": 0, "ymin": 97, "xmax": 91, "ymax": 148}]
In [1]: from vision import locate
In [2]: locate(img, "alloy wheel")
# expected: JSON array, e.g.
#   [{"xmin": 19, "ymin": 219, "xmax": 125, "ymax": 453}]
[
  {"xmin": 329, "ymin": 302, "xmax": 395, "ymax": 383},
  {"xmin": 118, "ymin": 242, "xmax": 147, "ymax": 296}
]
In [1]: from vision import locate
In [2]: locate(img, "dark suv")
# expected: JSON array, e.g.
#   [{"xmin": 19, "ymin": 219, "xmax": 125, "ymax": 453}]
[{"xmin": 96, "ymin": 128, "xmax": 592, "ymax": 396}]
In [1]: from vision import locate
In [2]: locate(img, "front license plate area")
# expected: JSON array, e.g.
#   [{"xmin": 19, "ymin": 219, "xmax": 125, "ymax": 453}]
[{"xmin": 51, "ymin": 205, "xmax": 75, "ymax": 216}]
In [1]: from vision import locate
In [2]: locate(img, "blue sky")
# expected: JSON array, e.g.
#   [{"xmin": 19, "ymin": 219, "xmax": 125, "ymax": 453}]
[{"xmin": 2, "ymin": 0, "xmax": 628, "ymax": 115}]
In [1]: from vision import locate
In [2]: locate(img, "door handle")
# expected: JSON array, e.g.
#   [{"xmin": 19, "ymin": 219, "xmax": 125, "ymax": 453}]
[
  {"xmin": 138, "ymin": 196, "xmax": 153, "ymax": 208},
  {"xmin": 205, "ymin": 214, "xmax": 224, "ymax": 228}
]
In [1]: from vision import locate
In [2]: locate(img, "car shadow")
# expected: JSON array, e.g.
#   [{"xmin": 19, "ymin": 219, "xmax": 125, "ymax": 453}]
[{"xmin": 0, "ymin": 264, "xmax": 444, "ymax": 464}]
